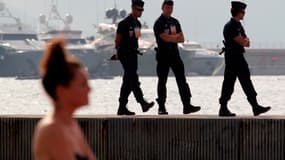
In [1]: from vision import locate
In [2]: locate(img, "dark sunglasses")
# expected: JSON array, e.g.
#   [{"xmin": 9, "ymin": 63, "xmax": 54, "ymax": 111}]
[{"xmin": 135, "ymin": 7, "xmax": 144, "ymax": 12}]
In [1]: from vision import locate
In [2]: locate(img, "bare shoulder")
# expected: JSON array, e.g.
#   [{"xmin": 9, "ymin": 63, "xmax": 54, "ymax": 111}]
[
  {"xmin": 33, "ymin": 117, "xmax": 64, "ymax": 156},
  {"xmin": 34, "ymin": 116, "xmax": 61, "ymax": 138}
]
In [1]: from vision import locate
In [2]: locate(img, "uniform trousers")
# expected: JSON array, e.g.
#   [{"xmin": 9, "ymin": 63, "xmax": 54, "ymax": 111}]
[
  {"xmin": 219, "ymin": 53, "xmax": 257, "ymax": 105},
  {"xmin": 156, "ymin": 49, "xmax": 192, "ymax": 106},
  {"xmin": 119, "ymin": 52, "xmax": 144, "ymax": 105}
]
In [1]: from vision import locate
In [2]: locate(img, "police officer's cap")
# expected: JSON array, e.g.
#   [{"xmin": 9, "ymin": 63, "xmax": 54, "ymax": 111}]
[
  {"xmin": 132, "ymin": 0, "xmax": 144, "ymax": 7},
  {"xmin": 231, "ymin": 1, "xmax": 247, "ymax": 10},
  {"xmin": 163, "ymin": 0, "xmax": 174, "ymax": 6}
]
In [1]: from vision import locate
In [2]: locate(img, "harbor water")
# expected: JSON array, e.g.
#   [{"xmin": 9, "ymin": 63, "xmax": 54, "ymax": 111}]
[{"xmin": 0, "ymin": 76, "xmax": 284, "ymax": 116}]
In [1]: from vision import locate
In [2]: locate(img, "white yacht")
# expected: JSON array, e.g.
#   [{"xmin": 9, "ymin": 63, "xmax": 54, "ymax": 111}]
[
  {"xmin": 91, "ymin": 9, "xmax": 224, "ymax": 76},
  {"xmin": 0, "ymin": 2, "xmax": 42, "ymax": 77},
  {"xmin": 0, "ymin": 1, "xmax": 102, "ymax": 78},
  {"xmin": 0, "ymin": 2, "xmax": 224, "ymax": 78},
  {"xmin": 36, "ymin": 1, "xmax": 102, "ymax": 77}
]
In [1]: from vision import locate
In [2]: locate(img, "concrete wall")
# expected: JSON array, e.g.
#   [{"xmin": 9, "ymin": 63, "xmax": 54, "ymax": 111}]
[{"xmin": 0, "ymin": 116, "xmax": 284, "ymax": 160}]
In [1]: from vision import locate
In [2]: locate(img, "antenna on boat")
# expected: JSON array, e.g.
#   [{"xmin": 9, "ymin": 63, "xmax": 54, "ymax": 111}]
[
  {"xmin": 105, "ymin": 0, "xmax": 127, "ymax": 24},
  {"xmin": 50, "ymin": 0, "xmax": 57, "ymax": 6},
  {"xmin": 39, "ymin": 0, "xmax": 73, "ymax": 32},
  {"xmin": 114, "ymin": 0, "xmax": 117, "ymax": 9},
  {"xmin": 0, "ymin": 1, "xmax": 22, "ymax": 31}
]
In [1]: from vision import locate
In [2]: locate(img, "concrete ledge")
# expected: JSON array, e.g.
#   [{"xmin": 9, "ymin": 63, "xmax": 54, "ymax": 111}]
[
  {"xmin": 1, "ymin": 114, "xmax": 285, "ymax": 119},
  {"xmin": 1, "ymin": 116, "xmax": 284, "ymax": 160}
]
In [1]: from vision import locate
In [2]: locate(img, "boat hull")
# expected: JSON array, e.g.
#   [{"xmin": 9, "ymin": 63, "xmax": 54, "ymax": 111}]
[
  {"xmin": 0, "ymin": 45, "xmax": 226, "ymax": 78},
  {"xmin": 212, "ymin": 48, "xmax": 285, "ymax": 75}
]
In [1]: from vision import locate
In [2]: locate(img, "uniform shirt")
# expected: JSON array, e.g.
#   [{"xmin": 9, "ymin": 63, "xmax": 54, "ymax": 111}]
[
  {"xmin": 153, "ymin": 14, "xmax": 182, "ymax": 50},
  {"xmin": 223, "ymin": 18, "xmax": 246, "ymax": 54},
  {"xmin": 116, "ymin": 15, "xmax": 141, "ymax": 50}
]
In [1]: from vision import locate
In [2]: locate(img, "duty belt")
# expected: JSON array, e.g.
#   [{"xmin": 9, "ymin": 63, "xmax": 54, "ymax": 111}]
[
  {"xmin": 219, "ymin": 40, "xmax": 227, "ymax": 55},
  {"xmin": 119, "ymin": 48, "xmax": 142, "ymax": 55}
]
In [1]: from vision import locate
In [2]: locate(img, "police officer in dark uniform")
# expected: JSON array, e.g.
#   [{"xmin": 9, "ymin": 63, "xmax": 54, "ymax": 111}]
[
  {"xmin": 153, "ymin": 0, "xmax": 201, "ymax": 115},
  {"xmin": 115, "ymin": 0, "xmax": 154, "ymax": 115},
  {"xmin": 219, "ymin": 1, "xmax": 271, "ymax": 116}
]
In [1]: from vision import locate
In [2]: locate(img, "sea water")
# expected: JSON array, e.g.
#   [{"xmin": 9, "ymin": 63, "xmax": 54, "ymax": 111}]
[{"xmin": 0, "ymin": 76, "xmax": 284, "ymax": 116}]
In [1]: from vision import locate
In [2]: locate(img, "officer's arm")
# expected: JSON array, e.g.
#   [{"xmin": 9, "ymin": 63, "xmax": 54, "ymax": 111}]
[
  {"xmin": 110, "ymin": 33, "xmax": 122, "ymax": 60},
  {"xmin": 160, "ymin": 32, "xmax": 184, "ymax": 43},
  {"xmin": 233, "ymin": 35, "xmax": 250, "ymax": 47},
  {"xmin": 176, "ymin": 32, "xmax": 184, "ymax": 43},
  {"xmin": 115, "ymin": 33, "xmax": 122, "ymax": 49}
]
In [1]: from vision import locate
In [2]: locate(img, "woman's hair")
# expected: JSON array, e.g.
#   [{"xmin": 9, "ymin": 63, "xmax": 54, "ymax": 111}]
[{"xmin": 40, "ymin": 38, "xmax": 82, "ymax": 100}]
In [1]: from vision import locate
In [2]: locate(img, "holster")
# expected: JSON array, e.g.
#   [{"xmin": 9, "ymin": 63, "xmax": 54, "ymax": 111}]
[{"xmin": 118, "ymin": 48, "xmax": 142, "ymax": 57}]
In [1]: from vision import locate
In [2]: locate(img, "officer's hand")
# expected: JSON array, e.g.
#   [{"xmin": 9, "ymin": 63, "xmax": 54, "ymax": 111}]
[
  {"xmin": 244, "ymin": 38, "xmax": 250, "ymax": 47},
  {"xmin": 110, "ymin": 54, "xmax": 119, "ymax": 61}
]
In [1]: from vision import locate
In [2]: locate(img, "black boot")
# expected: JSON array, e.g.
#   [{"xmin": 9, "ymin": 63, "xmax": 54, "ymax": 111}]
[
  {"xmin": 117, "ymin": 104, "xmax": 135, "ymax": 115},
  {"xmin": 183, "ymin": 103, "xmax": 201, "ymax": 114},
  {"xmin": 140, "ymin": 100, "xmax": 154, "ymax": 112},
  {"xmin": 219, "ymin": 104, "xmax": 236, "ymax": 117},
  {"xmin": 252, "ymin": 104, "xmax": 271, "ymax": 116},
  {"xmin": 248, "ymin": 98, "xmax": 271, "ymax": 116},
  {"xmin": 158, "ymin": 104, "xmax": 168, "ymax": 115},
  {"xmin": 156, "ymin": 99, "xmax": 168, "ymax": 115}
]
